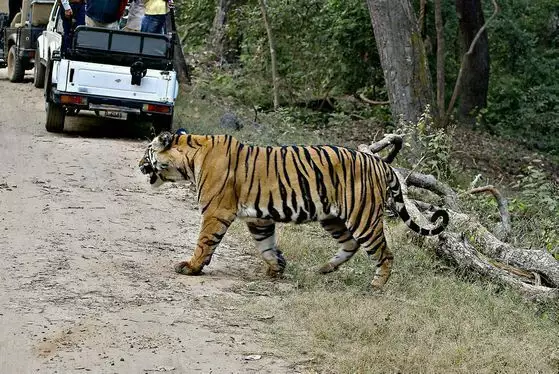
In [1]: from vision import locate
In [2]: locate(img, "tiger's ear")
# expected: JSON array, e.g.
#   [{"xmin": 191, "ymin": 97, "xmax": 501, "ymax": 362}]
[
  {"xmin": 152, "ymin": 132, "xmax": 174, "ymax": 152},
  {"xmin": 175, "ymin": 128, "xmax": 187, "ymax": 136}
]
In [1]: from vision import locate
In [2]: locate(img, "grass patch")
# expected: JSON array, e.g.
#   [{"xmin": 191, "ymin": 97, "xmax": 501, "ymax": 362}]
[{"xmin": 236, "ymin": 223, "xmax": 559, "ymax": 373}]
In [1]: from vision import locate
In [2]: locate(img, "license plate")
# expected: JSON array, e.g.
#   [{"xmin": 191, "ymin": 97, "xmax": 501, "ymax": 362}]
[{"xmin": 101, "ymin": 110, "xmax": 125, "ymax": 119}]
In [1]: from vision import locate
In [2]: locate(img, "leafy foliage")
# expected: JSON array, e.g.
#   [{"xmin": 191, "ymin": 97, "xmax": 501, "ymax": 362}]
[
  {"xmin": 483, "ymin": 0, "xmax": 559, "ymax": 154},
  {"xmin": 178, "ymin": 0, "xmax": 382, "ymax": 106},
  {"xmin": 509, "ymin": 163, "xmax": 559, "ymax": 256},
  {"xmin": 174, "ymin": 0, "xmax": 215, "ymax": 50}
]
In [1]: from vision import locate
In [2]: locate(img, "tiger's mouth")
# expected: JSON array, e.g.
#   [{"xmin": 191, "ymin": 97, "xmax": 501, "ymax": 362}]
[{"xmin": 139, "ymin": 158, "xmax": 159, "ymax": 185}]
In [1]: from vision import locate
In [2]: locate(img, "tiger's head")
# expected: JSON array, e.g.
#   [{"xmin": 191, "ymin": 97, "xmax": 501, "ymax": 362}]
[{"xmin": 139, "ymin": 129, "xmax": 193, "ymax": 187}]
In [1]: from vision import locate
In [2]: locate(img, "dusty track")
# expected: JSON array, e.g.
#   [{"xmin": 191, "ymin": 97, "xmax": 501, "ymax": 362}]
[{"xmin": 0, "ymin": 70, "xmax": 292, "ymax": 373}]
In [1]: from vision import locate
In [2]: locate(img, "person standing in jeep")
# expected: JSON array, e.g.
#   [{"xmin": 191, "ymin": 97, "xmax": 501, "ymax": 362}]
[
  {"xmin": 141, "ymin": 0, "xmax": 169, "ymax": 34},
  {"xmin": 60, "ymin": 0, "xmax": 85, "ymax": 53},
  {"xmin": 85, "ymin": 0, "xmax": 127, "ymax": 29},
  {"xmin": 8, "ymin": 0, "xmax": 22, "ymax": 24}
]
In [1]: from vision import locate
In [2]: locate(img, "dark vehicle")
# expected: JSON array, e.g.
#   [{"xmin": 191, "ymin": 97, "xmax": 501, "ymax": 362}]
[{"xmin": 0, "ymin": 0, "xmax": 54, "ymax": 82}]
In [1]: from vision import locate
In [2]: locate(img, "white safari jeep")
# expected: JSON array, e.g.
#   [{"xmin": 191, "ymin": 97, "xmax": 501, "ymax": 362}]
[{"xmin": 37, "ymin": 2, "xmax": 178, "ymax": 133}]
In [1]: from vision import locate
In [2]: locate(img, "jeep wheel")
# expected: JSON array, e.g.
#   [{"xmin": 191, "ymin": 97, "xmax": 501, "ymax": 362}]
[
  {"xmin": 33, "ymin": 48, "xmax": 45, "ymax": 88},
  {"xmin": 44, "ymin": 58, "xmax": 53, "ymax": 100},
  {"xmin": 7, "ymin": 45, "xmax": 25, "ymax": 83},
  {"xmin": 45, "ymin": 101, "xmax": 65, "ymax": 133}
]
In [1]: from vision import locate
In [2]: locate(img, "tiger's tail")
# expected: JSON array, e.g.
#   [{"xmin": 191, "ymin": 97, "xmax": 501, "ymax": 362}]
[{"xmin": 386, "ymin": 167, "xmax": 449, "ymax": 236}]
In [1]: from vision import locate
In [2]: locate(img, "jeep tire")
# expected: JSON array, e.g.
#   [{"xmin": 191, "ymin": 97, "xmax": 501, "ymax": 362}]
[
  {"xmin": 34, "ymin": 47, "xmax": 45, "ymax": 88},
  {"xmin": 45, "ymin": 101, "xmax": 65, "ymax": 133},
  {"xmin": 7, "ymin": 45, "xmax": 25, "ymax": 83}
]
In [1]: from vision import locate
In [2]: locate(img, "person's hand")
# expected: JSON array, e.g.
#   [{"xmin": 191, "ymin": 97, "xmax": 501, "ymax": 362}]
[{"xmin": 64, "ymin": 9, "xmax": 73, "ymax": 18}]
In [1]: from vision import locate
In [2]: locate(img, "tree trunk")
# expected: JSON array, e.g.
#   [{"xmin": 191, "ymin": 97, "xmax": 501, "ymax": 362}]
[
  {"xmin": 208, "ymin": 0, "xmax": 243, "ymax": 63},
  {"xmin": 167, "ymin": 8, "xmax": 191, "ymax": 84},
  {"xmin": 455, "ymin": 0, "xmax": 490, "ymax": 126},
  {"xmin": 434, "ymin": 0, "xmax": 445, "ymax": 120},
  {"xmin": 365, "ymin": 0, "xmax": 434, "ymax": 125},
  {"xmin": 259, "ymin": 0, "xmax": 280, "ymax": 110}
]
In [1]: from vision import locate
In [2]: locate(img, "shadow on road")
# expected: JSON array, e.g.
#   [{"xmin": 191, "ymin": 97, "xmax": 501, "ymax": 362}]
[{"xmin": 59, "ymin": 111, "xmax": 158, "ymax": 141}]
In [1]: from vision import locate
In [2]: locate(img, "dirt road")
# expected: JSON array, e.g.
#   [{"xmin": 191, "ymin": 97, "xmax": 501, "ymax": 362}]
[{"xmin": 0, "ymin": 70, "xmax": 293, "ymax": 373}]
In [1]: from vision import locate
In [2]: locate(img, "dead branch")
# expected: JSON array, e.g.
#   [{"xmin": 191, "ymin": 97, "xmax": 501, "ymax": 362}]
[
  {"xmin": 357, "ymin": 134, "xmax": 403, "ymax": 163},
  {"xmin": 467, "ymin": 185, "xmax": 511, "ymax": 238},
  {"xmin": 437, "ymin": 233, "xmax": 559, "ymax": 301},
  {"xmin": 359, "ymin": 133, "xmax": 559, "ymax": 300},
  {"xmin": 444, "ymin": 0, "xmax": 499, "ymax": 126},
  {"xmin": 394, "ymin": 168, "xmax": 460, "ymax": 211},
  {"xmin": 358, "ymin": 93, "xmax": 390, "ymax": 106}
]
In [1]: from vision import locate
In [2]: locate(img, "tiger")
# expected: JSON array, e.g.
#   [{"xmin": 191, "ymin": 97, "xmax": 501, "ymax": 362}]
[{"xmin": 139, "ymin": 129, "xmax": 449, "ymax": 290}]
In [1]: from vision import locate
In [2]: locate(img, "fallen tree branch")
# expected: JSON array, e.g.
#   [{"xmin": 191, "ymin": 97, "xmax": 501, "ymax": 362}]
[
  {"xmin": 437, "ymin": 233, "xmax": 559, "ymax": 301},
  {"xmin": 358, "ymin": 93, "xmax": 390, "ymax": 106},
  {"xmin": 358, "ymin": 134, "xmax": 403, "ymax": 164},
  {"xmin": 467, "ymin": 185, "xmax": 511, "ymax": 238},
  {"xmin": 358, "ymin": 133, "xmax": 559, "ymax": 300},
  {"xmin": 394, "ymin": 168, "xmax": 460, "ymax": 211}
]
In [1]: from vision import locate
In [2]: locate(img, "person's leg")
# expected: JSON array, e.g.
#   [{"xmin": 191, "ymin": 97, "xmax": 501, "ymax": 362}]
[
  {"xmin": 155, "ymin": 14, "xmax": 167, "ymax": 33},
  {"xmin": 72, "ymin": 3, "xmax": 86, "ymax": 27},
  {"xmin": 141, "ymin": 14, "xmax": 155, "ymax": 33},
  {"xmin": 60, "ymin": 8, "xmax": 72, "ymax": 53},
  {"xmin": 85, "ymin": 15, "xmax": 97, "ymax": 27},
  {"xmin": 8, "ymin": 0, "xmax": 22, "ymax": 24},
  {"xmin": 124, "ymin": 0, "xmax": 145, "ymax": 31},
  {"xmin": 141, "ymin": 14, "xmax": 166, "ymax": 33}
]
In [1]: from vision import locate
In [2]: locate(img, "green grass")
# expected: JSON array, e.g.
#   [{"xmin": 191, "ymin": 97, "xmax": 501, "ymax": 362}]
[
  {"xmin": 235, "ymin": 223, "xmax": 559, "ymax": 373},
  {"xmin": 173, "ymin": 77, "xmax": 559, "ymax": 373}
]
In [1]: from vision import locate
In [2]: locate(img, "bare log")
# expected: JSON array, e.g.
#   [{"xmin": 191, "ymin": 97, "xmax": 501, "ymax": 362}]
[
  {"xmin": 358, "ymin": 93, "xmax": 389, "ymax": 106},
  {"xmin": 437, "ymin": 233, "xmax": 559, "ymax": 301},
  {"xmin": 358, "ymin": 134, "xmax": 403, "ymax": 164},
  {"xmin": 359, "ymin": 133, "xmax": 559, "ymax": 300},
  {"xmin": 395, "ymin": 168, "xmax": 460, "ymax": 211},
  {"xmin": 449, "ymin": 210, "xmax": 559, "ymax": 287},
  {"xmin": 467, "ymin": 185, "xmax": 511, "ymax": 238}
]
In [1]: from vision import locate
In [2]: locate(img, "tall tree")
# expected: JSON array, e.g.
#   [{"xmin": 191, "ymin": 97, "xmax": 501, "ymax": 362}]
[
  {"xmin": 167, "ymin": 6, "xmax": 191, "ymax": 84},
  {"xmin": 259, "ymin": 0, "xmax": 279, "ymax": 110},
  {"xmin": 365, "ymin": 0, "xmax": 434, "ymax": 126},
  {"xmin": 434, "ymin": 0, "xmax": 445, "ymax": 120},
  {"xmin": 455, "ymin": 0, "xmax": 489, "ymax": 126},
  {"xmin": 208, "ymin": 0, "xmax": 243, "ymax": 63}
]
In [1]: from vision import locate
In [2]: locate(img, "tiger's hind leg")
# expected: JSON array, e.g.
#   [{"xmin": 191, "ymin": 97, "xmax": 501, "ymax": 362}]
[
  {"xmin": 318, "ymin": 217, "xmax": 359, "ymax": 274},
  {"xmin": 246, "ymin": 219, "xmax": 286, "ymax": 277},
  {"xmin": 356, "ymin": 222, "xmax": 394, "ymax": 290}
]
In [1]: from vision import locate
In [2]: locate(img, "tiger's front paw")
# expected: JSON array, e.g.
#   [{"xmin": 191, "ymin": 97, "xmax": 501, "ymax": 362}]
[
  {"xmin": 174, "ymin": 261, "xmax": 202, "ymax": 275},
  {"xmin": 318, "ymin": 263, "xmax": 338, "ymax": 274}
]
